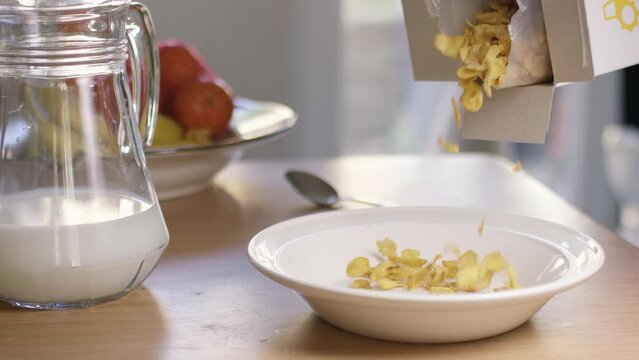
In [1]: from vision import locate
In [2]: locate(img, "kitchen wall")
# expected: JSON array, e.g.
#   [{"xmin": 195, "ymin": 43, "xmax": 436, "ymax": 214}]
[
  {"xmin": 144, "ymin": 0, "xmax": 622, "ymax": 228},
  {"xmin": 143, "ymin": 0, "xmax": 344, "ymax": 159}
]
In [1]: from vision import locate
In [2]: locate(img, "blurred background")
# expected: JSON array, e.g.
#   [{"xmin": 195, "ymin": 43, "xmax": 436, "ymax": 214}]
[{"xmin": 144, "ymin": 0, "xmax": 638, "ymax": 240}]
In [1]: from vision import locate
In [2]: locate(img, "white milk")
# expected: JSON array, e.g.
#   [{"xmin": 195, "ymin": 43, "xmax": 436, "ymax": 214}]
[{"xmin": 0, "ymin": 189, "xmax": 169, "ymax": 305}]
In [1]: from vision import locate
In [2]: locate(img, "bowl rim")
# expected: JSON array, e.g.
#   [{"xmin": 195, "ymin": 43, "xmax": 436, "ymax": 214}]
[
  {"xmin": 145, "ymin": 97, "xmax": 297, "ymax": 157},
  {"xmin": 247, "ymin": 206, "xmax": 605, "ymax": 305}
]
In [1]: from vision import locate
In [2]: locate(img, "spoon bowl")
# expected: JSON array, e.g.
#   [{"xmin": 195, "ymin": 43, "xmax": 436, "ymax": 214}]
[
  {"xmin": 285, "ymin": 171, "xmax": 340, "ymax": 207},
  {"xmin": 285, "ymin": 171, "xmax": 384, "ymax": 208}
]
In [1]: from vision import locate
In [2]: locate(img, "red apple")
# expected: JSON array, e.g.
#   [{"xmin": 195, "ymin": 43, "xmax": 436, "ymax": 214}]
[
  {"xmin": 172, "ymin": 79, "xmax": 234, "ymax": 139},
  {"xmin": 158, "ymin": 39, "xmax": 233, "ymax": 114}
]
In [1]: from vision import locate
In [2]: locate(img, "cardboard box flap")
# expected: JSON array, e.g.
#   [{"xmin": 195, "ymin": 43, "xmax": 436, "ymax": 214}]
[
  {"xmin": 537, "ymin": 0, "xmax": 639, "ymax": 82},
  {"xmin": 585, "ymin": 0, "xmax": 639, "ymax": 76},
  {"xmin": 462, "ymin": 84, "xmax": 554, "ymax": 144},
  {"xmin": 541, "ymin": 0, "xmax": 594, "ymax": 82},
  {"xmin": 402, "ymin": 0, "xmax": 458, "ymax": 81}
]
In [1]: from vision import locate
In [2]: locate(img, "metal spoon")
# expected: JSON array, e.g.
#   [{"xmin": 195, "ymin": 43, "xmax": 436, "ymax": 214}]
[{"xmin": 285, "ymin": 170, "xmax": 385, "ymax": 208}]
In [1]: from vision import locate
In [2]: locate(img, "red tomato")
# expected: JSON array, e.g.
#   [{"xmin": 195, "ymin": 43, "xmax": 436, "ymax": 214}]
[{"xmin": 172, "ymin": 79, "xmax": 234, "ymax": 139}]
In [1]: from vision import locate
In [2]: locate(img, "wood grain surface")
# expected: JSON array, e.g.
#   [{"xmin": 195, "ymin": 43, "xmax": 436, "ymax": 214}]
[{"xmin": 1, "ymin": 154, "xmax": 637, "ymax": 359}]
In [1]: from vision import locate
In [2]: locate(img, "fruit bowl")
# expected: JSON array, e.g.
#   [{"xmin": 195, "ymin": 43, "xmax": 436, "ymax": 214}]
[{"xmin": 145, "ymin": 97, "xmax": 296, "ymax": 201}]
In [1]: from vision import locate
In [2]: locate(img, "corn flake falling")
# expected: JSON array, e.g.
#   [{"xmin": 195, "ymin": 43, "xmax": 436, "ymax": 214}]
[
  {"xmin": 437, "ymin": 137, "xmax": 460, "ymax": 154},
  {"xmin": 346, "ymin": 238, "xmax": 519, "ymax": 294},
  {"xmin": 513, "ymin": 161, "xmax": 522, "ymax": 172},
  {"xmin": 451, "ymin": 97, "xmax": 462, "ymax": 129},
  {"xmin": 433, "ymin": 0, "xmax": 518, "ymax": 113}
]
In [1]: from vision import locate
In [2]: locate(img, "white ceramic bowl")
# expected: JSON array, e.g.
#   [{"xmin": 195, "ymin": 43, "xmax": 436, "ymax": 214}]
[
  {"xmin": 248, "ymin": 207, "xmax": 604, "ymax": 343},
  {"xmin": 146, "ymin": 98, "xmax": 296, "ymax": 200}
]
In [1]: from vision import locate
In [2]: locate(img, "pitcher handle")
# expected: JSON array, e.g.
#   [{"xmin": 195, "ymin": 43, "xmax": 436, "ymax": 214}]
[{"xmin": 126, "ymin": 2, "xmax": 160, "ymax": 147}]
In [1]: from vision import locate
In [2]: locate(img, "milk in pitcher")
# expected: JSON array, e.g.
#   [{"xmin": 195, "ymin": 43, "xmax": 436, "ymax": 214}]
[{"xmin": 0, "ymin": 189, "xmax": 169, "ymax": 308}]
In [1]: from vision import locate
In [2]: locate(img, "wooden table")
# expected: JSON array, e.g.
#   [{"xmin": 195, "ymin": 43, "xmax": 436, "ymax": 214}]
[{"xmin": 1, "ymin": 154, "xmax": 638, "ymax": 359}]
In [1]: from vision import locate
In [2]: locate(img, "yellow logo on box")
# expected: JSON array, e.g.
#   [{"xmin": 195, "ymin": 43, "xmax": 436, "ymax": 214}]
[{"xmin": 604, "ymin": 0, "xmax": 639, "ymax": 31}]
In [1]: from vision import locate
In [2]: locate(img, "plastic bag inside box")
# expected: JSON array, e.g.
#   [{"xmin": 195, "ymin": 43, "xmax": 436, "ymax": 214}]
[{"xmin": 425, "ymin": 0, "xmax": 553, "ymax": 87}]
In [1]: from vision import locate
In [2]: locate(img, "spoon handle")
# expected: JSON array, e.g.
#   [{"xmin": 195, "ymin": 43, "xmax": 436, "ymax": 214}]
[{"xmin": 340, "ymin": 196, "xmax": 387, "ymax": 208}]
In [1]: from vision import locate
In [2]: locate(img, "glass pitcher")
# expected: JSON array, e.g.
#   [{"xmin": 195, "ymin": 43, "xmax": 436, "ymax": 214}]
[{"xmin": 0, "ymin": 0, "xmax": 168, "ymax": 309}]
